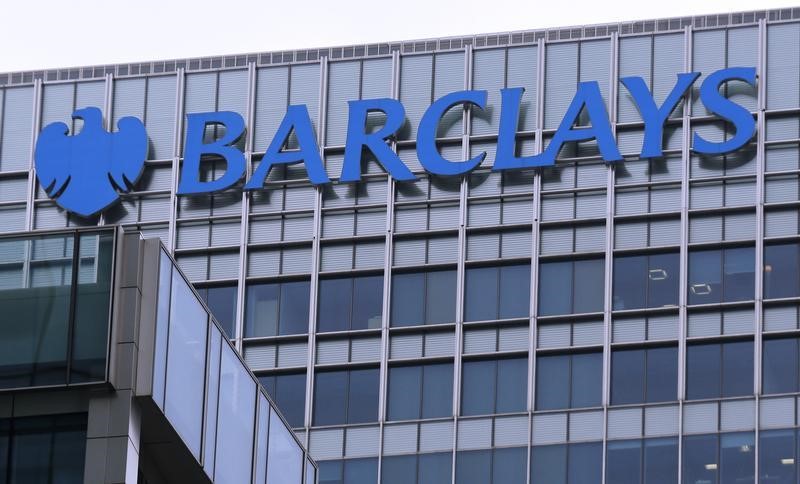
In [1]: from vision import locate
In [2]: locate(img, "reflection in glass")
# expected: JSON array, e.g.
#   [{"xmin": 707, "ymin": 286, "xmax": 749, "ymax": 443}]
[
  {"xmin": 539, "ymin": 258, "xmax": 604, "ymax": 316},
  {"xmin": 613, "ymin": 252, "xmax": 679, "ymax": 310},
  {"xmin": 689, "ymin": 247, "xmax": 754, "ymax": 305},
  {"xmin": 245, "ymin": 280, "xmax": 310, "ymax": 337},
  {"xmin": 391, "ymin": 270, "xmax": 456, "ymax": 327},
  {"xmin": 267, "ymin": 409, "xmax": 303, "ymax": 484},
  {"xmin": 215, "ymin": 345, "xmax": 256, "ymax": 484}
]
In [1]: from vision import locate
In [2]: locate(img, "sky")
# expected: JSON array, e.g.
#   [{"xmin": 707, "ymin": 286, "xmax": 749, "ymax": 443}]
[{"xmin": 1, "ymin": 0, "xmax": 798, "ymax": 72}]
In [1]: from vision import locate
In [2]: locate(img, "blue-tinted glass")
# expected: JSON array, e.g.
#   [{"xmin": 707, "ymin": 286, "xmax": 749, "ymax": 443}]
[
  {"xmin": 531, "ymin": 445, "xmax": 567, "ymax": 484},
  {"xmin": 318, "ymin": 278, "xmax": 351, "ymax": 332},
  {"xmin": 245, "ymin": 283, "xmax": 279, "ymax": 336},
  {"xmin": 536, "ymin": 354, "xmax": 570, "ymax": 410},
  {"xmin": 765, "ymin": 243, "xmax": 800, "ymax": 299},
  {"xmin": 764, "ymin": 338, "xmax": 799, "ymax": 394},
  {"xmin": 497, "ymin": 358, "xmax": 528, "ymax": 413},
  {"xmin": 10, "ymin": 414, "xmax": 87, "ymax": 484},
  {"xmin": 426, "ymin": 270, "xmax": 457, "ymax": 324},
  {"xmin": 499, "ymin": 264, "xmax": 531, "ymax": 319},
  {"xmin": 689, "ymin": 249, "xmax": 722, "ymax": 305},
  {"xmin": 387, "ymin": 366, "xmax": 422, "ymax": 420},
  {"xmin": 314, "ymin": 371, "xmax": 347, "ymax": 426},
  {"xmin": 611, "ymin": 349, "xmax": 645, "ymax": 405},
  {"xmin": 683, "ymin": 434, "xmax": 718, "ymax": 484},
  {"xmin": 648, "ymin": 252, "xmax": 680, "ymax": 308},
  {"xmin": 646, "ymin": 346, "xmax": 678, "ymax": 403},
  {"xmin": 280, "ymin": 280, "xmax": 310, "ymax": 335},
  {"xmin": 202, "ymin": 284, "xmax": 237, "ymax": 339},
  {"xmin": 613, "ymin": 255, "xmax": 647, "ymax": 310},
  {"xmin": 644, "ymin": 438, "xmax": 678, "ymax": 484},
  {"xmin": 216, "ymin": 345, "xmax": 256, "ymax": 484},
  {"xmin": 456, "ymin": 450, "xmax": 491, "ymax": 484},
  {"xmin": 759, "ymin": 430, "xmax": 796, "ymax": 484},
  {"xmin": 344, "ymin": 458, "xmax": 378, "ymax": 484},
  {"xmin": 381, "ymin": 455, "xmax": 416, "ymax": 484},
  {"xmin": 418, "ymin": 452, "xmax": 452, "ymax": 484},
  {"xmin": 465, "ymin": 267, "xmax": 499, "ymax": 322},
  {"xmin": 493, "ymin": 447, "xmax": 527, "ymax": 484},
  {"xmin": 569, "ymin": 442, "xmax": 602, "ymax": 484},
  {"xmin": 391, "ymin": 273, "xmax": 424, "ymax": 326},
  {"xmin": 266, "ymin": 410, "xmax": 303, "ymax": 484},
  {"xmin": 722, "ymin": 341, "xmax": 753, "ymax": 397},
  {"xmin": 275, "ymin": 373, "xmax": 307, "ymax": 428},
  {"xmin": 538, "ymin": 261, "xmax": 572, "ymax": 316},
  {"xmin": 720, "ymin": 432, "xmax": 755, "ymax": 484},
  {"xmin": 461, "ymin": 360, "xmax": 496, "ymax": 416},
  {"xmin": 348, "ymin": 368, "xmax": 379, "ymax": 424},
  {"xmin": 422, "ymin": 363, "xmax": 453, "ymax": 418},
  {"xmin": 153, "ymin": 251, "xmax": 172, "ymax": 409},
  {"xmin": 319, "ymin": 460, "xmax": 343, "ymax": 484},
  {"xmin": 352, "ymin": 275, "xmax": 383, "ymax": 330},
  {"xmin": 571, "ymin": 352, "xmax": 602, "ymax": 408},
  {"xmin": 723, "ymin": 247, "xmax": 755, "ymax": 302},
  {"xmin": 687, "ymin": 343, "xmax": 721, "ymax": 400},
  {"xmin": 607, "ymin": 440, "xmax": 641, "ymax": 484},
  {"xmin": 574, "ymin": 259, "xmax": 605, "ymax": 314}
]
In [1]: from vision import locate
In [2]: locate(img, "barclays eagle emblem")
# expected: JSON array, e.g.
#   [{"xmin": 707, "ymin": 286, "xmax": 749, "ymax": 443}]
[{"xmin": 34, "ymin": 107, "xmax": 147, "ymax": 217}]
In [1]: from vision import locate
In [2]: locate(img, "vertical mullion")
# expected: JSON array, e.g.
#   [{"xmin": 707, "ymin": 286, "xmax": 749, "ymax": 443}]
[
  {"xmin": 167, "ymin": 69, "xmax": 185, "ymax": 253},
  {"xmin": 24, "ymin": 78, "xmax": 42, "ymax": 232}
]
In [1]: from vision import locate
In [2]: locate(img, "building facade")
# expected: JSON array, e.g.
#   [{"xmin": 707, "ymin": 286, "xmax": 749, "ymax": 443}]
[{"xmin": 2, "ymin": 6, "xmax": 800, "ymax": 484}]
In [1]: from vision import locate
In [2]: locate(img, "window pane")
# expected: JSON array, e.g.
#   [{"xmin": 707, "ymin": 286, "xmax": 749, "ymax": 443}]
[
  {"xmin": 765, "ymin": 243, "xmax": 800, "ymax": 299},
  {"xmin": 456, "ymin": 450, "xmax": 491, "ymax": 484},
  {"xmin": 613, "ymin": 255, "xmax": 647, "ymax": 310},
  {"xmin": 689, "ymin": 249, "xmax": 722, "ymax": 305},
  {"xmin": 607, "ymin": 440, "xmax": 641, "ymax": 484},
  {"xmin": 538, "ymin": 261, "xmax": 572, "ymax": 316},
  {"xmin": 571, "ymin": 352, "xmax": 602, "ymax": 408},
  {"xmin": 646, "ymin": 346, "xmax": 678, "ymax": 403},
  {"xmin": 497, "ymin": 358, "xmax": 528, "ymax": 413},
  {"xmin": 687, "ymin": 343, "xmax": 721, "ymax": 400},
  {"xmin": 723, "ymin": 247, "xmax": 755, "ymax": 302},
  {"xmin": 319, "ymin": 461, "xmax": 343, "ymax": 484},
  {"xmin": 318, "ymin": 278, "xmax": 351, "ymax": 333},
  {"xmin": 419, "ymin": 452, "xmax": 453, "ymax": 484},
  {"xmin": 465, "ymin": 267, "xmax": 499, "ymax": 322},
  {"xmin": 720, "ymin": 432, "xmax": 755, "ymax": 484},
  {"xmin": 202, "ymin": 285, "xmax": 237, "ymax": 339},
  {"xmin": 391, "ymin": 273, "xmax": 424, "ymax": 327},
  {"xmin": 11, "ymin": 414, "xmax": 87, "ymax": 484},
  {"xmin": 387, "ymin": 366, "xmax": 422, "ymax": 421},
  {"xmin": 426, "ymin": 270, "xmax": 456, "ymax": 324},
  {"xmin": 245, "ymin": 283, "xmax": 279, "ymax": 337},
  {"xmin": 573, "ymin": 259, "xmax": 605, "ymax": 314},
  {"xmin": 275, "ymin": 373, "xmax": 306, "ymax": 428},
  {"xmin": 763, "ymin": 338, "xmax": 799, "ymax": 394},
  {"xmin": 348, "ymin": 368, "xmax": 379, "ymax": 424},
  {"xmin": 683, "ymin": 434, "xmax": 718, "ymax": 484},
  {"xmin": 461, "ymin": 360, "xmax": 496, "ymax": 416},
  {"xmin": 216, "ymin": 346, "xmax": 256, "ymax": 484},
  {"xmin": 611, "ymin": 349, "xmax": 645, "ymax": 405},
  {"xmin": 569, "ymin": 442, "xmax": 602, "ymax": 484},
  {"xmin": 648, "ymin": 252, "xmax": 680, "ymax": 308},
  {"xmin": 536, "ymin": 355, "xmax": 570, "ymax": 410},
  {"xmin": 314, "ymin": 371, "xmax": 347, "ymax": 425},
  {"xmin": 344, "ymin": 458, "xmax": 378, "ymax": 484},
  {"xmin": 644, "ymin": 437, "xmax": 679, "ymax": 484},
  {"xmin": 722, "ymin": 341, "xmax": 753, "ymax": 397},
  {"xmin": 266, "ymin": 410, "xmax": 303, "ymax": 484},
  {"xmin": 499, "ymin": 265, "xmax": 531, "ymax": 319},
  {"xmin": 279, "ymin": 281, "xmax": 310, "ymax": 335},
  {"xmin": 422, "ymin": 363, "xmax": 453, "ymax": 418},
  {"xmin": 493, "ymin": 447, "xmax": 527, "ymax": 484},
  {"xmin": 381, "ymin": 455, "xmax": 416, "ymax": 484},
  {"xmin": 352, "ymin": 275, "xmax": 383, "ymax": 330},
  {"xmin": 531, "ymin": 445, "xmax": 567, "ymax": 484},
  {"xmin": 759, "ymin": 430, "xmax": 796, "ymax": 484}
]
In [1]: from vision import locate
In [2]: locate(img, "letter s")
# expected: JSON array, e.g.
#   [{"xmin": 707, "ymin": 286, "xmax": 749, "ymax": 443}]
[{"xmin": 692, "ymin": 67, "xmax": 757, "ymax": 155}]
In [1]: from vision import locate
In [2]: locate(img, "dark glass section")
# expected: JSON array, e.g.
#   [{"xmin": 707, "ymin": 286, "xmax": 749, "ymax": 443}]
[
  {"xmin": 613, "ymin": 252, "xmax": 679, "ymax": 310},
  {"xmin": 313, "ymin": 368, "xmax": 379, "ymax": 425},
  {"xmin": 464, "ymin": 264, "xmax": 531, "ymax": 321},
  {"xmin": 536, "ymin": 352, "xmax": 602, "ymax": 410},
  {"xmin": 318, "ymin": 274, "xmax": 383, "ymax": 332},
  {"xmin": 244, "ymin": 280, "xmax": 310, "ymax": 337},
  {"xmin": 688, "ymin": 247, "xmax": 755, "ymax": 305},
  {"xmin": 387, "ymin": 363, "xmax": 453, "ymax": 421},
  {"xmin": 538, "ymin": 258, "xmax": 604, "ymax": 316},
  {"xmin": 391, "ymin": 270, "xmax": 456, "ymax": 327},
  {"xmin": 456, "ymin": 447, "xmax": 526, "ymax": 484},
  {"xmin": 319, "ymin": 458, "xmax": 378, "ymax": 484},
  {"xmin": 381, "ymin": 453, "xmax": 451, "ymax": 484},
  {"xmin": 197, "ymin": 284, "xmax": 237, "ymax": 339},
  {"xmin": 258, "ymin": 372, "xmax": 307, "ymax": 428},
  {"xmin": 687, "ymin": 340, "xmax": 754, "ymax": 400},
  {"xmin": 530, "ymin": 442, "xmax": 602, "ymax": 484},
  {"xmin": 759, "ymin": 429, "xmax": 796, "ymax": 484},
  {"xmin": 763, "ymin": 337, "xmax": 800, "ymax": 395},
  {"xmin": 461, "ymin": 357, "xmax": 527, "ymax": 416},
  {"xmin": 684, "ymin": 433, "xmax": 755, "ymax": 484},
  {"xmin": 611, "ymin": 346, "xmax": 678, "ymax": 405},
  {"xmin": 764, "ymin": 242, "xmax": 800, "ymax": 299},
  {"xmin": 606, "ymin": 438, "xmax": 678, "ymax": 484}
]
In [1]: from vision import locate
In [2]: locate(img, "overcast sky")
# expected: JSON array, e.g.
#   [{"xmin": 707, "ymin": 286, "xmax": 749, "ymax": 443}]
[{"xmin": 2, "ymin": 0, "xmax": 798, "ymax": 72}]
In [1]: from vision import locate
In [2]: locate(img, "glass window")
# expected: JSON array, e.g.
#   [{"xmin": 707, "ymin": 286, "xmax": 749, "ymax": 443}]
[
  {"xmin": 687, "ymin": 340, "xmax": 754, "ymax": 400},
  {"xmin": 215, "ymin": 345, "xmax": 256, "ymax": 484},
  {"xmin": 465, "ymin": 264, "xmax": 531, "ymax": 321},
  {"xmin": 539, "ymin": 258, "xmax": 605, "ymax": 316},
  {"xmin": 763, "ymin": 338, "xmax": 800, "ymax": 395},
  {"xmin": 318, "ymin": 275, "xmax": 384, "ymax": 332},
  {"xmin": 387, "ymin": 363, "xmax": 453, "ymax": 421},
  {"xmin": 689, "ymin": 247, "xmax": 755, "ymax": 305},
  {"xmin": 461, "ymin": 357, "xmax": 527, "ymax": 416},
  {"xmin": 606, "ymin": 438, "xmax": 678, "ymax": 484},
  {"xmin": 611, "ymin": 346, "xmax": 678, "ymax": 405},
  {"xmin": 391, "ymin": 270, "xmax": 456, "ymax": 327},
  {"xmin": 245, "ymin": 280, "xmax": 310, "ymax": 337},
  {"xmin": 197, "ymin": 284, "xmax": 237, "ymax": 339},
  {"xmin": 456, "ymin": 447, "xmax": 526, "ymax": 484},
  {"xmin": 319, "ymin": 458, "xmax": 378, "ymax": 484},
  {"xmin": 684, "ymin": 432, "xmax": 755, "ymax": 484},
  {"xmin": 530, "ymin": 442, "xmax": 602, "ymax": 484},
  {"xmin": 765, "ymin": 242, "xmax": 800, "ymax": 299},
  {"xmin": 613, "ymin": 252, "xmax": 679, "ymax": 310},
  {"xmin": 382, "ymin": 452, "xmax": 452, "ymax": 484},
  {"xmin": 258, "ymin": 372, "xmax": 307, "ymax": 428},
  {"xmin": 536, "ymin": 352, "xmax": 602, "ymax": 410},
  {"xmin": 313, "ymin": 368, "xmax": 379, "ymax": 425},
  {"xmin": 759, "ymin": 429, "xmax": 796, "ymax": 484},
  {"xmin": 266, "ymin": 409, "xmax": 304, "ymax": 484}
]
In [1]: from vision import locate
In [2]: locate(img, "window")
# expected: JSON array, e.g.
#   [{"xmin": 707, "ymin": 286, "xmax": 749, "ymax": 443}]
[
  {"xmin": 606, "ymin": 438, "xmax": 678, "ymax": 484},
  {"xmin": 686, "ymin": 340, "xmax": 753, "ymax": 400},
  {"xmin": 318, "ymin": 275, "xmax": 383, "ymax": 332},
  {"xmin": 683, "ymin": 433, "xmax": 755, "ymax": 484},
  {"xmin": 313, "ymin": 368, "xmax": 379, "ymax": 426},
  {"xmin": 688, "ymin": 247, "xmax": 755, "ymax": 305},
  {"xmin": 764, "ymin": 242, "xmax": 800, "ymax": 299},
  {"xmin": 464, "ymin": 264, "xmax": 531, "ymax": 321},
  {"xmin": 611, "ymin": 346, "xmax": 678, "ymax": 405},
  {"xmin": 530, "ymin": 442, "xmax": 603, "ymax": 484},
  {"xmin": 763, "ymin": 337, "xmax": 800, "ymax": 395},
  {"xmin": 387, "ymin": 363, "xmax": 453, "ymax": 421},
  {"xmin": 461, "ymin": 357, "xmax": 527, "ymax": 416},
  {"xmin": 538, "ymin": 258, "xmax": 605, "ymax": 316},
  {"xmin": 197, "ymin": 284, "xmax": 237, "ymax": 338},
  {"xmin": 455, "ymin": 447, "xmax": 526, "ymax": 484},
  {"xmin": 318, "ymin": 458, "xmax": 378, "ymax": 484},
  {"xmin": 258, "ymin": 372, "xmax": 307, "ymax": 428},
  {"xmin": 759, "ymin": 429, "xmax": 797, "ymax": 484},
  {"xmin": 244, "ymin": 280, "xmax": 310, "ymax": 337},
  {"xmin": 381, "ymin": 452, "xmax": 452, "ymax": 484},
  {"xmin": 391, "ymin": 270, "xmax": 457, "ymax": 327},
  {"xmin": 613, "ymin": 252, "xmax": 679, "ymax": 310},
  {"xmin": 535, "ymin": 352, "xmax": 602, "ymax": 410}
]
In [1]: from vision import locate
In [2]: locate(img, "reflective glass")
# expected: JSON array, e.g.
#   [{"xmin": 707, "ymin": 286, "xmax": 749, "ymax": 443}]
[
  {"xmin": 646, "ymin": 346, "xmax": 678, "ymax": 403},
  {"xmin": 387, "ymin": 366, "xmax": 422, "ymax": 420},
  {"xmin": 461, "ymin": 360, "xmax": 496, "ymax": 416},
  {"xmin": 648, "ymin": 253, "xmax": 680, "ymax": 308},
  {"xmin": 763, "ymin": 338, "xmax": 799, "ymax": 394},
  {"xmin": 759, "ymin": 430, "xmax": 796, "ymax": 484},
  {"xmin": 456, "ymin": 450, "xmax": 491, "ymax": 484},
  {"xmin": 720, "ymin": 433, "xmax": 755, "ymax": 484},
  {"xmin": 258, "ymin": 372, "xmax": 306, "ymax": 428},
  {"xmin": 8, "ymin": 413, "xmax": 87, "ymax": 484},
  {"xmin": 722, "ymin": 340, "xmax": 754, "ymax": 397},
  {"xmin": 280, "ymin": 280, "xmax": 311, "ymax": 335},
  {"xmin": 535, "ymin": 354, "xmax": 570, "ymax": 410},
  {"xmin": 319, "ymin": 460, "xmax": 343, "ymax": 484},
  {"xmin": 215, "ymin": 345, "xmax": 256, "ymax": 484},
  {"xmin": 538, "ymin": 261, "xmax": 572, "ymax": 316},
  {"xmin": 764, "ymin": 242, "xmax": 800, "ymax": 299},
  {"xmin": 689, "ymin": 249, "xmax": 723, "ymax": 305},
  {"xmin": 493, "ymin": 447, "xmax": 526, "ymax": 484},
  {"xmin": 318, "ymin": 278, "xmax": 351, "ymax": 332},
  {"xmin": 153, "ymin": 250, "xmax": 172, "ymax": 409},
  {"xmin": 381, "ymin": 455, "xmax": 416, "ymax": 484},
  {"xmin": 571, "ymin": 352, "xmax": 602, "ymax": 408},
  {"xmin": 198, "ymin": 284, "xmax": 237, "ymax": 339},
  {"xmin": 683, "ymin": 434, "xmax": 718, "ymax": 484},
  {"xmin": 569, "ymin": 442, "xmax": 602, "ymax": 484},
  {"xmin": 352, "ymin": 275, "xmax": 383, "ymax": 330},
  {"xmin": 644, "ymin": 438, "xmax": 678, "ymax": 484},
  {"xmin": 496, "ymin": 358, "xmax": 528, "ymax": 413},
  {"xmin": 687, "ymin": 343, "xmax": 722, "ymax": 400},
  {"xmin": 611, "ymin": 349, "xmax": 645, "ymax": 405},
  {"xmin": 391, "ymin": 273, "xmax": 424, "ymax": 326},
  {"xmin": 266, "ymin": 410, "xmax": 303, "ymax": 484},
  {"xmin": 465, "ymin": 267, "xmax": 499, "ymax": 322},
  {"xmin": 499, "ymin": 264, "xmax": 531, "ymax": 319},
  {"xmin": 343, "ymin": 458, "xmax": 378, "ymax": 484},
  {"xmin": 418, "ymin": 452, "xmax": 452, "ymax": 484},
  {"xmin": 723, "ymin": 247, "xmax": 755, "ymax": 302},
  {"xmin": 613, "ymin": 252, "xmax": 679, "ymax": 310},
  {"xmin": 245, "ymin": 280, "xmax": 310, "ymax": 337},
  {"xmin": 348, "ymin": 368, "xmax": 379, "ymax": 424},
  {"xmin": 422, "ymin": 363, "xmax": 453, "ymax": 418},
  {"xmin": 573, "ymin": 259, "xmax": 605, "ymax": 314},
  {"xmin": 531, "ymin": 445, "xmax": 567, "ymax": 484},
  {"xmin": 426, "ymin": 270, "xmax": 456, "ymax": 325},
  {"xmin": 313, "ymin": 370, "xmax": 347, "ymax": 425},
  {"xmin": 607, "ymin": 441, "xmax": 641, "ymax": 484}
]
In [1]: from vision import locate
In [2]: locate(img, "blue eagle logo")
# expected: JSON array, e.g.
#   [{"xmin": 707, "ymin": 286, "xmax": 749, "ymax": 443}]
[{"xmin": 34, "ymin": 107, "xmax": 147, "ymax": 217}]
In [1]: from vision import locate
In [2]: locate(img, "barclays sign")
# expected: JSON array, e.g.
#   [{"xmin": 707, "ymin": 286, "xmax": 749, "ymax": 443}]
[{"xmin": 35, "ymin": 67, "xmax": 757, "ymax": 217}]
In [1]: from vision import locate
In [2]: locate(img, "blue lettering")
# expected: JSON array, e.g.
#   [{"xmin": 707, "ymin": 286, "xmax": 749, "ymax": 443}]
[
  {"xmin": 693, "ymin": 67, "xmax": 757, "ymax": 155},
  {"xmin": 178, "ymin": 111, "xmax": 246, "ymax": 194}
]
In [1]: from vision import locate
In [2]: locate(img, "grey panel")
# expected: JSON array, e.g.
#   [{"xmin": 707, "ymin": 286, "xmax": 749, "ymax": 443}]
[
  {"xmin": 399, "ymin": 55, "xmax": 433, "ymax": 140},
  {"xmin": 1, "ymin": 87, "xmax": 34, "ymax": 171},
  {"xmin": 722, "ymin": 308, "xmax": 754, "ymax": 335},
  {"xmin": 501, "ymin": 230, "xmax": 532, "ymax": 258},
  {"xmin": 419, "ymin": 420, "xmax": 454, "ymax": 452},
  {"xmin": 383, "ymin": 424, "xmax": 418, "ymax": 455},
  {"xmin": 725, "ymin": 180, "xmax": 756, "ymax": 207},
  {"xmin": 649, "ymin": 219, "xmax": 681, "ymax": 247},
  {"xmin": 574, "ymin": 225, "xmax": 605, "ymax": 253},
  {"xmin": 457, "ymin": 418, "xmax": 493, "ymax": 450},
  {"xmin": 607, "ymin": 408, "xmax": 642, "ymax": 439},
  {"xmin": 323, "ymin": 212, "xmax": 355, "ymax": 238},
  {"xmin": 41, "ymin": 83, "xmax": 74, "ymax": 127},
  {"xmin": 350, "ymin": 338, "xmax": 381, "ymax": 362},
  {"xmin": 572, "ymin": 320, "xmax": 603, "ymax": 347},
  {"xmin": 277, "ymin": 342, "xmax": 308, "ymax": 367},
  {"xmin": 217, "ymin": 70, "xmax": 249, "ymax": 116},
  {"xmin": 428, "ymin": 236, "xmax": 458, "ymax": 264},
  {"xmin": 576, "ymin": 163, "xmax": 607, "ymax": 189},
  {"xmin": 690, "ymin": 183, "xmax": 724, "ymax": 209},
  {"xmin": 506, "ymin": 46, "xmax": 538, "ymax": 131},
  {"xmin": 532, "ymin": 413, "xmax": 567, "ymax": 445},
  {"xmin": 472, "ymin": 49, "xmax": 505, "ymax": 136},
  {"xmin": 327, "ymin": 61, "xmax": 360, "ymax": 146},
  {"xmin": 540, "ymin": 227, "xmax": 573, "ymax": 255},
  {"xmin": 356, "ymin": 210, "xmax": 386, "ymax": 236},
  {"xmin": 690, "ymin": 216, "xmax": 723, "ymax": 243},
  {"xmin": 760, "ymin": 398, "xmax": 796, "ymax": 429},
  {"xmin": 290, "ymin": 63, "xmax": 321, "ymax": 136},
  {"xmin": 720, "ymin": 399, "xmax": 755, "ymax": 432},
  {"xmin": 644, "ymin": 405, "xmax": 679, "ymax": 437},
  {"xmin": 208, "ymin": 252, "xmax": 239, "ymax": 279},
  {"xmin": 145, "ymin": 76, "xmax": 177, "ymax": 160},
  {"xmin": 429, "ymin": 204, "xmax": 460, "ymax": 230},
  {"xmin": 434, "ymin": 52, "xmax": 466, "ymax": 138},
  {"xmin": 767, "ymin": 23, "xmax": 800, "ymax": 110},
  {"xmin": 394, "ymin": 239, "xmax": 426, "ymax": 266},
  {"xmin": 618, "ymin": 36, "xmax": 652, "ymax": 123},
  {"xmin": 683, "ymin": 403, "xmax": 719, "ymax": 434},
  {"xmin": 724, "ymin": 212, "xmax": 756, "ymax": 241},
  {"xmin": 282, "ymin": 246, "xmax": 312, "ymax": 274},
  {"xmin": 494, "ymin": 416, "xmax": 529, "ymax": 447},
  {"xmin": 541, "ymin": 195, "xmax": 573, "ymax": 221},
  {"xmin": 692, "ymin": 30, "xmax": 727, "ymax": 116},
  {"xmin": 248, "ymin": 249, "xmax": 280, "ymax": 277},
  {"xmin": 463, "ymin": 328, "xmax": 497, "ymax": 354},
  {"xmin": 569, "ymin": 410, "xmax": 603, "ymax": 442},
  {"xmin": 498, "ymin": 326, "xmax": 530, "ymax": 352},
  {"xmin": 390, "ymin": 334, "xmax": 423, "ymax": 359},
  {"xmin": 765, "ymin": 176, "xmax": 799, "ymax": 203},
  {"xmin": 345, "ymin": 426, "xmax": 380, "ymax": 458},
  {"xmin": 538, "ymin": 323, "xmax": 571, "ymax": 349},
  {"xmin": 424, "ymin": 332, "xmax": 454, "ymax": 357},
  {"xmin": 469, "ymin": 201, "xmax": 501, "ymax": 227},
  {"xmin": 354, "ymin": 242, "xmax": 384, "ymax": 269},
  {"xmin": 648, "ymin": 315, "xmax": 679, "ymax": 341},
  {"xmin": 254, "ymin": 67, "xmax": 289, "ymax": 152},
  {"xmin": 616, "ymin": 190, "xmax": 649, "ymax": 216},
  {"xmin": 309, "ymin": 429, "xmax": 344, "ymax": 460},
  {"xmin": 688, "ymin": 312, "xmax": 722, "ymax": 338},
  {"xmin": 615, "ymin": 222, "xmax": 648, "ymax": 250},
  {"xmin": 575, "ymin": 192, "xmax": 606, "ymax": 219},
  {"xmin": 612, "ymin": 318, "xmax": 646, "ymax": 343},
  {"xmin": 765, "ymin": 209, "xmax": 799, "ymax": 237},
  {"xmin": 763, "ymin": 305, "xmax": 798, "ymax": 332},
  {"xmin": 320, "ymin": 244, "xmax": 353, "ymax": 272},
  {"xmin": 317, "ymin": 340, "xmax": 349, "ymax": 365},
  {"xmin": 177, "ymin": 254, "xmax": 207, "ymax": 281},
  {"xmin": 0, "ymin": 206, "xmax": 25, "ymax": 233},
  {"xmin": 726, "ymin": 27, "xmax": 758, "ymax": 111},
  {"xmin": 545, "ymin": 42, "xmax": 578, "ymax": 129},
  {"xmin": 0, "ymin": 177, "xmax": 28, "ymax": 203},
  {"xmin": 244, "ymin": 344, "xmax": 276, "ymax": 370},
  {"xmin": 766, "ymin": 146, "xmax": 800, "ymax": 172}
]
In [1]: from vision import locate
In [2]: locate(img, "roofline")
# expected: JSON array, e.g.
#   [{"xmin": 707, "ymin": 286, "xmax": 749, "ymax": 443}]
[{"xmin": 2, "ymin": 6, "xmax": 798, "ymax": 87}]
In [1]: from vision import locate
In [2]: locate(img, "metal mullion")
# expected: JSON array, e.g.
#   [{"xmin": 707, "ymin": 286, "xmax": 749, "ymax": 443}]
[
  {"xmin": 98, "ymin": 74, "xmax": 113, "ymax": 227},
  {"xmin": 167, "ymin": 69, "xmax": 185, "ymax": 253},
  {"xmin": 64, "ymin": 232, "xmax": 81, "ymax": 384},
  {"xmin": 24, "ymin": 78, "xmax": 42, "ymax": 231}
]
